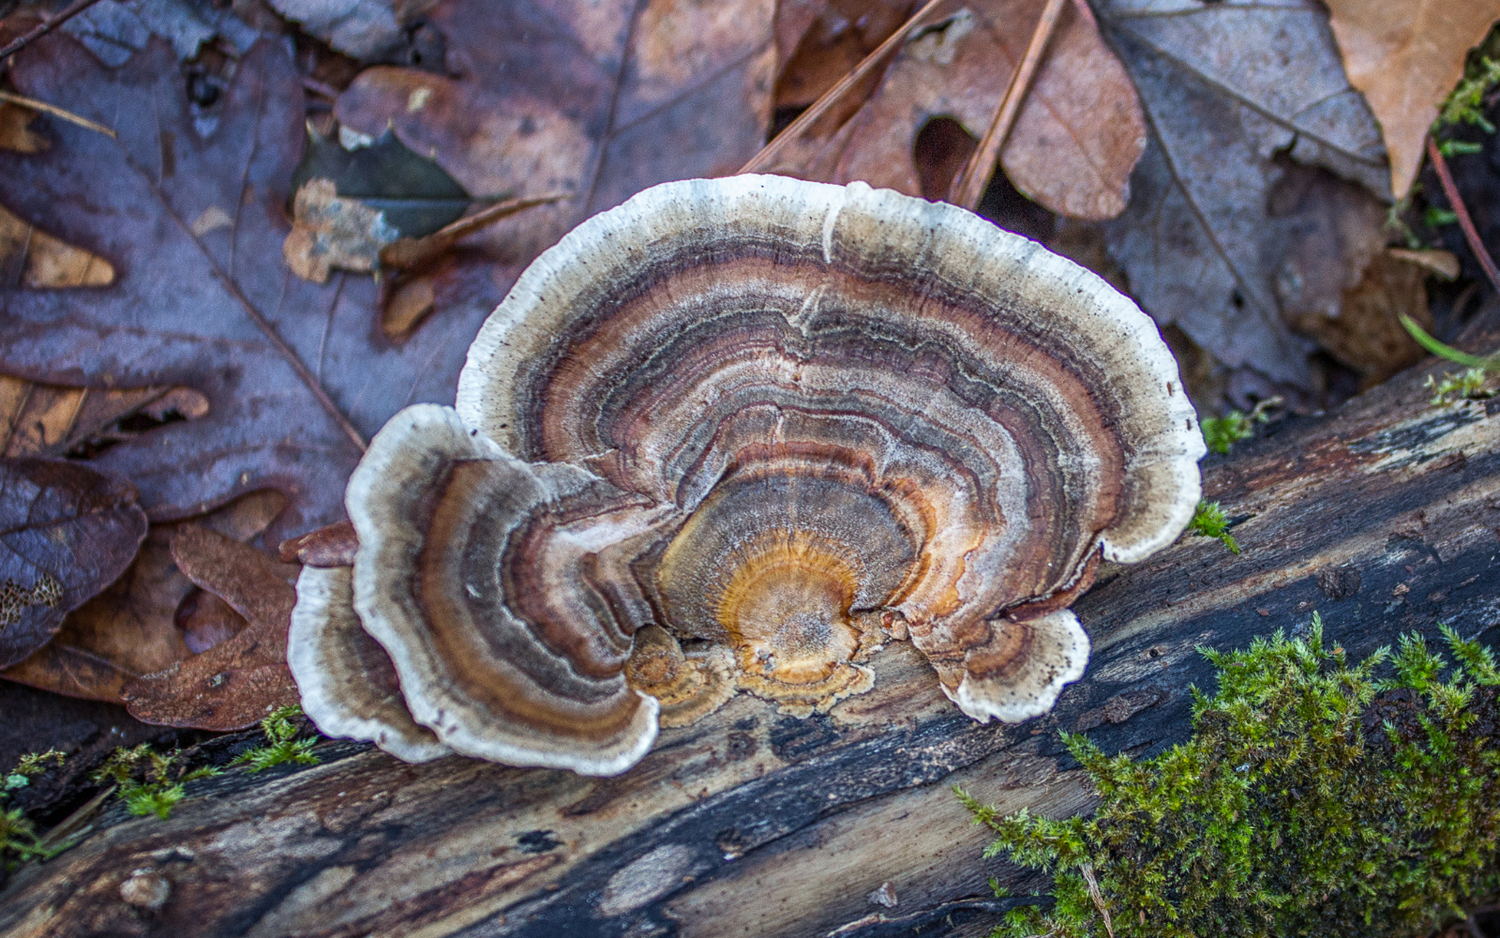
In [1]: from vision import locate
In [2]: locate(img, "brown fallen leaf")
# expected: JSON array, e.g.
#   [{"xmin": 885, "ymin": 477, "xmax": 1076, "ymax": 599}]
[
  {"xmin": 773, "ymin": 0, "xmax": 912, "ymax": 115},
  {"xmin": 121, "ymin": 524, "xmax": 300, "ymax": 730},
  {"xmin": 0, "ymin": 457, "xmax": 148, "ymax": 668},
  {"xmin": 283, "ymin": 178, "xmax": 399, "ymax": 282},
  {"xmin": 277, "ymin": 519, "xmax": 358, "ymax": 568},
  {"xmin": 2, "ymin": 489, "xmax": 285, "ymax": 702},
  {"xmin": 1304, "ymin": 250, "xmax": 1433, "ymax": 388},
  {"xmin": 760, "ymin": 0, "xmax": 1146, "ymax": 220},
  {"xmin": 179, "ymin": 590, "xmax": 246, "ymax": 655},
  {"xmin": 381, "ymin": 271, "xmax": 438, "ymax": 343},
  {"xmin": 1325, "ymin": 0, "xmax": 1500, "ymax": 200}
]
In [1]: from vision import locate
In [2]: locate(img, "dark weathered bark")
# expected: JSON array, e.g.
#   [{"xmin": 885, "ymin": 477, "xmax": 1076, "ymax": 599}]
[{"xmin": 5, "ymin": 345, "xmax": 1500, "ymax": 938}]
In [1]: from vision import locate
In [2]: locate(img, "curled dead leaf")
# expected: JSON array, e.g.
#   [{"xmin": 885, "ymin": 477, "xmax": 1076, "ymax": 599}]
[
  {"xmin": 284, "ymin": 178, "xmax": 399, "ymax": 282},
  {"xmin": 0, "ymin": 375, "xmax": 209, "ymax": 460},
  {"xmin": 121, "ymin": 524, "xmax": 299, "ymax": 730}
]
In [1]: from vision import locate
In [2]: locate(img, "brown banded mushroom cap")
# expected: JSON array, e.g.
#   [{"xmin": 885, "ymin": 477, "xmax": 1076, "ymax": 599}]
[
  {"xmin": 345, "ymin": 404, "xmax": 661, "ymax": 775},
  {"xmin": 287, "ymin": 565, "xmax": 451, "ymax": 763},
  {"xmin": 292, "ymin": 174, "xmax": 1202, "ymax": 775},
  {"xmin": 455, "ymin": 175, "xmax": 1203, "ymax": 723}
]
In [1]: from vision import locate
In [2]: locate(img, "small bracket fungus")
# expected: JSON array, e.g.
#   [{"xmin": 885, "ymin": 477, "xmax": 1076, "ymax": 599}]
[
  {"xmin": 624, "ymin": 626, "xmax": 737, "ymax": 728},
  {"xmin": 289, "ymin": 175, "xmax": 1203, "ymax": 775}
]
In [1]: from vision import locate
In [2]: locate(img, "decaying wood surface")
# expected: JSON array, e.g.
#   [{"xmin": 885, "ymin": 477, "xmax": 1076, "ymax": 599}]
[{"xmin": 5, "ymin": 340, "xmax": 1500, "ymax": 938}]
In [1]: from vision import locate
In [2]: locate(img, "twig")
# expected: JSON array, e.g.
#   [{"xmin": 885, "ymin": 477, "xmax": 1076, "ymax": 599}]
[
  {"xmin": 1426, "ymin": 135, "xmax": 1500, "ymax": 296},
  {"xmin": 947, "ymin": 0, "xmax": 1066, "ymax": 210},
  {"xmin": 0, "ymin": 0, "xmax": 104, "ymax": 64},
  {"xmin": 739, "ymin": 0, "xmax": 949, "ymax": 175},
  {"xmin": 0, "ymin": 89, "xmax": 114, "ymax": 137},
  {"xmin": 1079, "ymin": 863, "xmax": 1116, "ymax": 938}
]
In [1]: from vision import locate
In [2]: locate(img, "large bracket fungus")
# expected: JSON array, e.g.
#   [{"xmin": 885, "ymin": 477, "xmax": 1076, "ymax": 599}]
[{"xmin": 289, "ymin": 175, "xmax": 1204, "ymax": 775}]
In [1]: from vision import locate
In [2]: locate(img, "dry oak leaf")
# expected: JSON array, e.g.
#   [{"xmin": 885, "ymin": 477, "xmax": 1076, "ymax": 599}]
[
  {"xmin": 0, "ymin": 35, "xmax": 500, "ymax": 541},
  {"xmin": 763, "ymin": 0, "xmax": 1147, "ymax": 220},
  {"xmin": 121, "ymin": 524, "xmax": 299, "ymax": 730},
  {"xmin": 0, "ymin": 202, "xmax": 114, "ymax": 288},
  {"xmin": 0, "ymin": 457, "xmax": 148, "ymax": 669},
  {"xmin": 0, "ymin": 375, "xmax": 207, "ymax": 462},
  {"xmin": 1098, "ymin": 0, "xmax": 1390, "ymax": 392},
  {"xmin": 3, "ymin": 489, "xmax": 285, "ymax": 703},
  {"xmin": 1325, "ymin": 0, "xmax": 1500, "ymax": 200},
  {"xmin": 334, "ymin": 0, "xmax": 776, "ymax": 265}
]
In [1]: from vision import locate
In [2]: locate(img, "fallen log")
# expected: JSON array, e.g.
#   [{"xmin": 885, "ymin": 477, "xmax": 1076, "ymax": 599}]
[{"xmin": 5, "ymin": 342, "xmax": 1500, "ymax": 938}]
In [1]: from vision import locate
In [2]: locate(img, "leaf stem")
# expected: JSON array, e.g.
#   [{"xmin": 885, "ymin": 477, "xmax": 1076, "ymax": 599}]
[{"xmin": 1425, "ymin": 135, "xmax": 1500, "ymax": 296}]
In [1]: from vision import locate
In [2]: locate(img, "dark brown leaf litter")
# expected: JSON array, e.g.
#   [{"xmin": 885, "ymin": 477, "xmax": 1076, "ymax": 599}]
[
  {"xmin": 760, "ymin": 0, "xmax": 1145, "ymax": 221},
  {"xmin": 0, "ymin": 457, "xmax": 147, "ymax": 669},
  {"xmin": 121, "ymin": 524, "xmax": 299, "ymax": 731},
  {"xmin": 2, "ymin": 489, "xmax": 284, "ymax": 704},
  {"xmin": 0, "ymin": 34, "xmax": 503, "ymax": 542}
]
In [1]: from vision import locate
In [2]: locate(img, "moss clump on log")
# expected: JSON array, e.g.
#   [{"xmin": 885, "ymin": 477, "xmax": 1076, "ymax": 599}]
[{"xmin": 959, "ymin": 615, "xmax": 1500, "ymax": 937}]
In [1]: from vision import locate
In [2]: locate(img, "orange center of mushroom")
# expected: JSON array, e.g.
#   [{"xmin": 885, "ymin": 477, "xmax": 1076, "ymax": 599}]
[{"xmin": 713, "ymin": 532, "xmax": 862, "ymax": 684}]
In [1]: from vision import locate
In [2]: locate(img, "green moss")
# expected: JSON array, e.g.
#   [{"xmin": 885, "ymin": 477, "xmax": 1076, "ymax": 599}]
[
  {"xmin": 1436, "ymin": 57, "xmax": 1500, "ymax": 134},
  {"xmin": 92, "ymin": 745, "xmax": 222, "ymax": 821},
  {"xmin": 0, "ymin": 750, "xmax": 65, "ymax": 866},
  {"xmin": 231, "ymin": 705, "xmax": 320, "ymax": 774},
  {"xmin": 1188, "ymin": 501, "xmax": 1239, "ymax": 555},
  {"xmin": 1200, "ymin": 399, "xmax": 1277, "ymax": 455},
  {"xmin": 1200, "ymin": 413, "xmax": 1255, "ymax": 455},
  {"xmin": 1425, "ymin": 368, "xmax": 1495, "ymax": 406},
  {"xmin": 958, "ymin": 616, "xmax": 1500, "ymax": 938},
  {"xmin": 1398, "ymin": 315, "xmax": 1500, "ymax": 407}
]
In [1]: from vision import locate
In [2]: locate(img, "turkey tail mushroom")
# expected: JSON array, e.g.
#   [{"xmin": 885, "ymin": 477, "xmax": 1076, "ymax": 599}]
[{"xmin": 289, "ymin": 175, "xmax": 1203, "ymax": 774}]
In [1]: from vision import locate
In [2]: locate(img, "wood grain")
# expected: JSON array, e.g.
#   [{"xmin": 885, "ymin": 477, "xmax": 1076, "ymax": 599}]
[{"xmin": 5, "ymin": 341, "xmax": 1500, "ymax": 938}]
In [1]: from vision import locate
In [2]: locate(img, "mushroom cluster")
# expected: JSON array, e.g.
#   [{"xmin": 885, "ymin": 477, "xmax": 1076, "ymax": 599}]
[{"xmin": 288, "ymin": 175, "xmax": 1204, "ymax": 776}]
